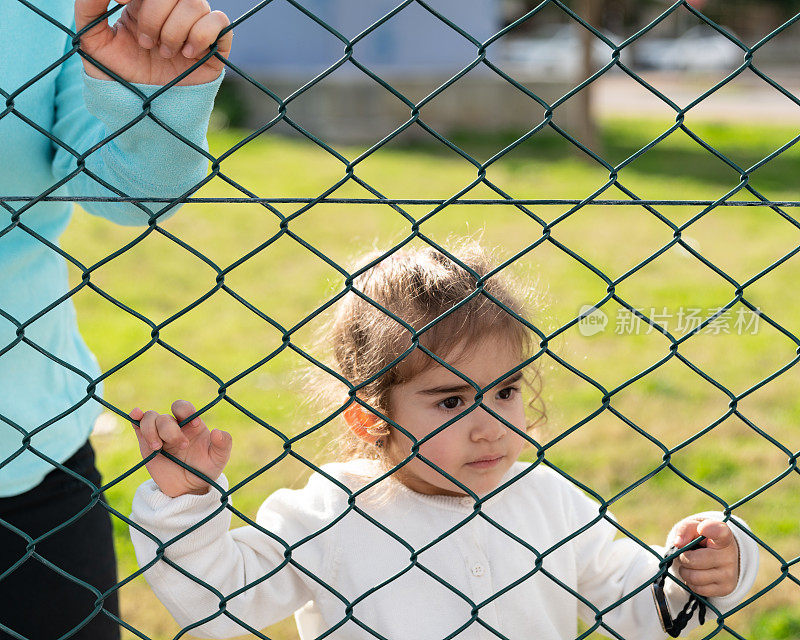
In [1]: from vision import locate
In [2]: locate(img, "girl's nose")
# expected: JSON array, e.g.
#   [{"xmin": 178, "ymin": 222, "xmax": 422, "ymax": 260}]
[{"xmin": 469, "ymin": 410, "xmax": 506, "ymax": 442}]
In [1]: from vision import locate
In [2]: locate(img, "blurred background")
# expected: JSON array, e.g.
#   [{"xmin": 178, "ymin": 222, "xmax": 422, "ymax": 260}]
[
  {"xmin": 208, "ymin": 0, "xmax": 800, "ymax": 142},
  {"xmin": 60, "ymin": 1, "xmax": 800, "ymax": 638}
]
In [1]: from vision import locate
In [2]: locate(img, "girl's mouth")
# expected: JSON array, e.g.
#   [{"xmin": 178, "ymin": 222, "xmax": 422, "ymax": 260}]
[{"xmin": 466, "ymin": 455, "xmax": 503, "ymax": 469}]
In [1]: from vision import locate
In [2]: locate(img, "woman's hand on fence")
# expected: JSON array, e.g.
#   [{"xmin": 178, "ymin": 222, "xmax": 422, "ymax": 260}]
[
  {"xmin": 672, "ymin": 517, "xmax": 740, "ymax": 598},
  {"xmin": 130, "ymin": 400, "xmax": 232, "ymax": 498},
  {"xmin": 75, "ymin": 0, "xmax": 232, "ymax": 86}
]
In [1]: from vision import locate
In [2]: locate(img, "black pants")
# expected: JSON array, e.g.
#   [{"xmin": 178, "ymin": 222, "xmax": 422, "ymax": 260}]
[{"xmin": 0, "ymin": 441, "xmax": 120, "ymax": 640}]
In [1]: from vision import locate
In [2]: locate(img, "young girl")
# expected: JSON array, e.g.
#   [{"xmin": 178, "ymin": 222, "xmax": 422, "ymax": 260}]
[{"xmin": 129, "ymin": 241, "xmax": 758, "ymax": 640}]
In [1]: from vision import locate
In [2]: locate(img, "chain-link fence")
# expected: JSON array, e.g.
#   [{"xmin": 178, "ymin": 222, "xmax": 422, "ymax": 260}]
[{"xmin": 3, "ymin": 0, "xmax": 800, "ymax": 638}]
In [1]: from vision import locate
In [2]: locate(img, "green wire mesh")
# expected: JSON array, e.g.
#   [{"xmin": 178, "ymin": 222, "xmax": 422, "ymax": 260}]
[{"xmin": 3, "ymin": 0, "xmax": 800, "ymax": 638}]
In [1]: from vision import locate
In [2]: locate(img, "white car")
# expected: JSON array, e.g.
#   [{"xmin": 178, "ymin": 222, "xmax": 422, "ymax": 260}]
[
  {"xmin": 634, "ymin": 25, "xmax": 744, "ymax": 71},
  {"xmin": 497, "ymin": 24, "xmax": 630, "ymax": 78}
]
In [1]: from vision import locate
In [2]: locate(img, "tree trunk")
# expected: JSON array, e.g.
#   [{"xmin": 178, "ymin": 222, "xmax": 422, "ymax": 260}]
[{"xmin": 576, "ymin": 0, "xmax": 603, "ymax": 154}]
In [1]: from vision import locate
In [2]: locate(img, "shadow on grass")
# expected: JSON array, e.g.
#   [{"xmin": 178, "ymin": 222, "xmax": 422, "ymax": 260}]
[{"xmin": 393, "ymin": 120, "xmax": 800, "ymax": 197}]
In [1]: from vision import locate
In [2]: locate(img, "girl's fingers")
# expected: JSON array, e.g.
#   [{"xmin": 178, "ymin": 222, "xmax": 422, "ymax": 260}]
[
  {"xmin": 678, "ymin": 565, "xmax": 737, "ymax": 597},
  {"xmin": 681, "ymin": 580, "xmax": 726, "ymax": 597},
  {"xmin": 671, "ymin": 516, "xmax": 704, "ymax": 548},
  {"xmin": 138, "ymin": 410, "xmax": 162, "ymax": 451},
  {"xmin": 155, "ymin": 413, "xmax": 189, "ymax": 450},
  {"xmin": 211, "ymin": 12, "xmax": 233, "ymax": 59},
  {"xmin": 75, "ymin": 0, "xmax": 132, "ymax": 36},
  {"xmin": 679, "ymin": 566, "xmax": 716, "ymax": 587},
  {"xmin": 130, "ymin": 408, "xmax": 152, "ymax": 456},
  {"xmin": 181, "ymin": 11, "xmax": 231, "ymax": 60},
  {"xmin": 698, "ymin": 519, "xmax": 735, "ymax": 550},
  {"xmin": 679, "ymin": 548, "xmax": 721, "ymax": 571},
  {"xmin": 157, "ymin": 0, "xmax": 211, "ymax": 57},
  {"xmin": 208, "ymin": 429, "xmax": 233, "ymax": 467},
  {"xmin": 171, "ymin": 399, "xmax": 203, "ymax": 428},
  {"xmin": 134, "ymin": 0, "xmax": 181, "ymax": 50}
]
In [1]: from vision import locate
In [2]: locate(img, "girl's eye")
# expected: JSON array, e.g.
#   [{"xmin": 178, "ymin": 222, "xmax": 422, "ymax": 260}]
[
  {"xmin": 440, "ymin": 396, "xmax": 462, "ymax": 410},
  {"xmin": 497, "ymin": 386, "xmax": 519, "ymax": 400}
]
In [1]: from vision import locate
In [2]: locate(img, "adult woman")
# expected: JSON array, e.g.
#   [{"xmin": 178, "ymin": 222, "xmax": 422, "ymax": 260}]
[{"xmin": 0, "ymin": 1, "xmax": 231, "ymax": 637}]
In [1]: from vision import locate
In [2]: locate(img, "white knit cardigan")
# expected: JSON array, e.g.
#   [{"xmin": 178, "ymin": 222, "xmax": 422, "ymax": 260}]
[{"xmin": 130, "ymin": 460, "xmax": 759, "ymax": 640}]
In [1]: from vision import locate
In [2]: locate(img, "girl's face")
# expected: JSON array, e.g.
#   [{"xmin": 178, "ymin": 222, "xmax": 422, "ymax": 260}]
[{"xmin": 384, "ymin": 334, "xmax": 528, "ymax": 497}]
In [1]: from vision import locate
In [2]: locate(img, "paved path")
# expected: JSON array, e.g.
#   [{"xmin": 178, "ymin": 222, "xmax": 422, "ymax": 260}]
[{"xmin": 594, "ymin": 70, "xmax": 800, "ymax": 124}]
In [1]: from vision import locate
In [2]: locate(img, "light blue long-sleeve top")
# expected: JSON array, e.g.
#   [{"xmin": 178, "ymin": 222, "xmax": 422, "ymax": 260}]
[{"xmin": 0, "ymin": 1, "xmax": 223, "ymax": 496}]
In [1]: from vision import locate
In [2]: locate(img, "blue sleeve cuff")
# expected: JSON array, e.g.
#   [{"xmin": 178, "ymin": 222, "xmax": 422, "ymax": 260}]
[{"xmin": 81, "ymin": 69, "xmax": 223, "ymax": 196}]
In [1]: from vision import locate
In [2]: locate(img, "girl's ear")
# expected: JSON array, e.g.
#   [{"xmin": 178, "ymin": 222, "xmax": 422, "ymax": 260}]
[{"xmin": 344, "ymin": 404, "xmax": 382, "ymax": 444}]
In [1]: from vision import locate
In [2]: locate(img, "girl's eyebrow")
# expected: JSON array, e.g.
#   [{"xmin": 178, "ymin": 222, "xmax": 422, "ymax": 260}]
[{"xmin": 418, "ymin": 371, "xmax": 524, "ymax": 396}]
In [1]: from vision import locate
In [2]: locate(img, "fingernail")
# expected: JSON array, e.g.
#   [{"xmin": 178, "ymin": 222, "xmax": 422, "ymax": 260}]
[
  {"xmin": 138, "ymin": 33, "xmax": 155, "ymax": 49},
  {"xmin": 150, "ymin": 441, "xmax": 161, "ymax": 450},
  {"xmin": 159, "ymin": 44, "xmax": 173, "ymax": 58},
  {"xmin": 181, "ymin": 44, "xmax": 194, "ymax": 58}
]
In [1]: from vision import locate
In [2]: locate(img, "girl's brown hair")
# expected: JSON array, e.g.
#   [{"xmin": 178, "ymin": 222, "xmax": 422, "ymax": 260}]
[{"xmin": 314, "ymin": 239, "xmax": 545, "ymax": 462}]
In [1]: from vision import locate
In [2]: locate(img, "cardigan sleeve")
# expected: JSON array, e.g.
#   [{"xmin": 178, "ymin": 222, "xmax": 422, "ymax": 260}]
[
  {"xmin": 50, "ymin": 21, "xmax": 222, "ymax": 226},
  {"xmin": 129, "ymin": 473, "xmax": 342, "ymax": 639},
  {"xmin": 567, "ymin": 485, "xmax": 758, "ymax": 639}
]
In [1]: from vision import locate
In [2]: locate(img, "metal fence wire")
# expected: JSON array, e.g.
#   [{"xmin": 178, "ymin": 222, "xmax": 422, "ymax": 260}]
[{"xmin": 3, "ymin": 0, "xmax": 800, "ymax": 638}]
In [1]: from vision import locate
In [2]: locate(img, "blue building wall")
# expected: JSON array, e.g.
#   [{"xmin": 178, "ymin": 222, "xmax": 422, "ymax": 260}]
[{"xmin": 213, "ymin": 0, "xmax": 501, "ymax": 76}]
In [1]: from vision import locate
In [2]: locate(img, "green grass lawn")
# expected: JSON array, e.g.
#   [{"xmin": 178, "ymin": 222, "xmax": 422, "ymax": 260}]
[{"xmin": 65, "ymin": 117, "xmax": 800, "ymax": 639}]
